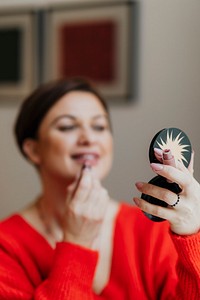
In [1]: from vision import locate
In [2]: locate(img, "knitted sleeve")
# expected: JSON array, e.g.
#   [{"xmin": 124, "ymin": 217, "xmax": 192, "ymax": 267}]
[
  {"xmin": 35, "ymin": 242, "xmax": 98, "ymax": 299},
  {"xmin": 170, "ymin": 231, "xmax": 200, "ymax": 300},
  {"xmin": 0, "ymin": 241, "xmax": 98, "ymax": 300}
]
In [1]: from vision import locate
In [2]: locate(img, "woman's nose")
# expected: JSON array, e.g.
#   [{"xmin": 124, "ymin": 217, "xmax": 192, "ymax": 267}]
[{"xmin": 78, "ymin": 127, "xmax": 96, "ymax": 145}]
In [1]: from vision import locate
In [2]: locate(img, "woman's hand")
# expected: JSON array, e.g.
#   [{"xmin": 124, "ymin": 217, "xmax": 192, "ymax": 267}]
[
  {"xmin": 63, "ymin": 165, "xmax": 109, "ymax": 249},
  {"xmin": 134, "ymin": 151, "xmax": 200, "ymax": 235}
]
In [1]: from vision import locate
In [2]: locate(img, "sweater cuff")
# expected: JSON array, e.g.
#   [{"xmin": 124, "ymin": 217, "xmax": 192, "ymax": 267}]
[
  {"xmin": 170, "ymin": 230, "xmax": 200, "ymax": 272},
  {"xmin": 51, "ymin": 242, "xmax": 98, "ymax": 290}
]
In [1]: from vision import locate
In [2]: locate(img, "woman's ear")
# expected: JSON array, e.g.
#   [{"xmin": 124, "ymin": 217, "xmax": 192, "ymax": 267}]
[{"xmin": 22, "ymin": 139, "xmax": 41, "ymax": 165}]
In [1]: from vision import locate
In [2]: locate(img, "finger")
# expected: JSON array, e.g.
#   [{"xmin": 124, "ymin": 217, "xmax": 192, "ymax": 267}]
[
  {"xmin": 135, "ymin": 182, "xmax": 179, "ymax": 207},
  {"xmin": 93, "ymin": 186, "xmax": 109, "ymax": 216},
  {"xmin": 150, "ymin": 163, "xmax": 191, "ymax": 188},
  {"xmin": 154, "ymin": 148, "xmax": 163, "ymax": 162},
  {"xmin": 82, "ymin": 179, "xmax": 106, "ymax": 212},
  {"xmin": 74, "ymin": 165, "xmax": 92, "ymax": 195},
  {"xmin": 188, "ymin": 150, "xmax": 194, "ymax": 175},
  {"xmin": 70, "ymin": 166, "xmax": 92, "ymax": 202},
  {"xmin": 66, "ymin": 165, "xmax": 86, "ymax": 200},
  {"xmin": 133, "ymin": 197, "xmax": 177, "ymax": 221}
]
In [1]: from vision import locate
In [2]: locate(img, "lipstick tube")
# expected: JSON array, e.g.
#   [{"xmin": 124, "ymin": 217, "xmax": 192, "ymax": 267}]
[
  {"xmin": 163, "ymin": 149, "xmax": 176, "ymax": 167},
  {"xmin": 163, "ymin": 149, "xmax": 175, "ymax": 183}
]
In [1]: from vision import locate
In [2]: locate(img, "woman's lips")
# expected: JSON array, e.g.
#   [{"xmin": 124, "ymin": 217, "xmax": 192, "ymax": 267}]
[{"xmin": 71, "ymin": 153, "xmax": 99, "ymax": 166}]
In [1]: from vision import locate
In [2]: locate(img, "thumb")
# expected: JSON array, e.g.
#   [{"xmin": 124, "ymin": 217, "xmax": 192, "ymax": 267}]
[{"xmin": 188, "ymin": 150, "xmax": 194, "ymax": 175}]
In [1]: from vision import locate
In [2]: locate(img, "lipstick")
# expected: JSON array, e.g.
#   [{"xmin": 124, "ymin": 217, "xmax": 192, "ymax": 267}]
[
  {"xmin": 71, "ymin": 163, "xmax": 91, "ymax": 198},
  {"xmin": 163, "ymin": 149, "xmax": 175, "ymax": 183},
  {"xmin": 82, "ymin": 162, "xmax": 92, "ymax": 170},
  {"xmin": 163, "ymin": 149, "xmax": 175, "ymax": 167}
]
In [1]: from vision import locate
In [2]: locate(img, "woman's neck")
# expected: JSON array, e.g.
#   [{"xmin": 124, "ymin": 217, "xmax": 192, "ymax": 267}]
[
  {"xmin": 21, "ymin": 174, "xmax": 75, "ymax": 247},
  {"xmin": 39, "ymin": 172, "xmax": 74, "ymax": 218}
]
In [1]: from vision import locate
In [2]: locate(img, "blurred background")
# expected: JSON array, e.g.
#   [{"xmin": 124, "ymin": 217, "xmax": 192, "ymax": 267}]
[{"xmin": 0, "ymin": 0, "xmax": 200, "ymax": 219}]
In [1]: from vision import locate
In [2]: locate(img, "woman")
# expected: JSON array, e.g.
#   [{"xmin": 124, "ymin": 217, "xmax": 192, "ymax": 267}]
[{"xmin": 0, "ymin": 78, "xmax": 199, "ymax": 299}]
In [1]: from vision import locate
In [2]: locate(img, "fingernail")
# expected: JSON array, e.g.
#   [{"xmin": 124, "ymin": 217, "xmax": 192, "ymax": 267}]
[
  {"xmin": 154, "ymin": 148, "xmax": 163, "ymax": 157},
  {"xmin": 135, "ymin": 182, "xmax": 144, "ymax": 189},
  {"xmin": 151, "ymin": 163, "xmax": 164, "ymax": 171},
  {"xmin": 133, "ymin": 198, "xmax": 140, "ymax": 206}
]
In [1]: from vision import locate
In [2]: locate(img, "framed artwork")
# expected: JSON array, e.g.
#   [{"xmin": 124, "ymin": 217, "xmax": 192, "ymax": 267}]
[
  {"xmin": 0, "ymin": 12, "xmax": 36, "ymax": 99},
  {"xmin": 45, "ymin": 1, "xmax": 137, "ymax": 101}
]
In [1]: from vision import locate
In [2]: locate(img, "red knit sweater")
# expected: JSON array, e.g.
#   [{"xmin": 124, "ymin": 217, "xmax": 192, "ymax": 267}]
[{"xmin": 0, "ymin": 203, "xmax": 199, "ymax": 299}]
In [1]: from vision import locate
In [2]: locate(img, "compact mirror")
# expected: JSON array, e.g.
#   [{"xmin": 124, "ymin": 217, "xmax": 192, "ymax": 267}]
[{"xmin": 142, "ymin": 127, "xmax": 192, "ymax": 222}]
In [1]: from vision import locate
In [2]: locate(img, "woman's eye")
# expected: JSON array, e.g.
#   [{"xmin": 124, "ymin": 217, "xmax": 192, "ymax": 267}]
[
  {"xmin": 93, "ymin": 125, "xmax": 107, "ymax": 131},
  {"xmin": 57, "ymin": 125, "xmax": 77, "ymax": 131}
]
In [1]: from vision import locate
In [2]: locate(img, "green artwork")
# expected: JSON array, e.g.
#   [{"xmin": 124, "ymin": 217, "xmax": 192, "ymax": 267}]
[{"xmin": 0, "ymin": 28, "xmax": 22, "ymax": 82}]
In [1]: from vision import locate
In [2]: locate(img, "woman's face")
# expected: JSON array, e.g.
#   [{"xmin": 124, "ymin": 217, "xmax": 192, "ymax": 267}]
[{"xmin": 35, "ymin": 91, "xmax": 113, "ymax": 182}]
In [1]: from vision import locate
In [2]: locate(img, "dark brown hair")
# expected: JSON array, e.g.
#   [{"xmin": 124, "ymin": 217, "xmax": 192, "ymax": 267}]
[{"xmin": 14, "ymin": 77, "xmax": 111, "ymax": 157}]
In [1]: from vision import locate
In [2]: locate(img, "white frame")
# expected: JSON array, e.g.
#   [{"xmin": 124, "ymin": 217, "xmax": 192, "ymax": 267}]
[
  {"xmin": 0, "ymin": 13, "xmax": 35, "ymax": 99},
  {"xmin": 45, "ymin": 3, "xmax": 132, "ymax": 100}
]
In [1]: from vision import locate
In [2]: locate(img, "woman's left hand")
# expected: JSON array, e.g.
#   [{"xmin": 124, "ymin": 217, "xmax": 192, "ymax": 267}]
[{"xmin": 134, "ymin": 151, "xmax": 200, "ymax": 235}]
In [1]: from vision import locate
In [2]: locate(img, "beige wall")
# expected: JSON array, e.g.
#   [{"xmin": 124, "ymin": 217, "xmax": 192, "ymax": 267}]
[{"xmin": 1, "ymin": 0, "xmax": 200, "ymax": 218}]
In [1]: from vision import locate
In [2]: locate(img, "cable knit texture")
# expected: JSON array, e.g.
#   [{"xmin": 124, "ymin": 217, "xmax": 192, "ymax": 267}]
[{"xmin": 0, "ymin": 203, "xmax": 199, "ymax": 299}]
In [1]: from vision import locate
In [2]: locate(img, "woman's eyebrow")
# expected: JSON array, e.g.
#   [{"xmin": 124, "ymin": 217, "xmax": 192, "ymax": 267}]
[
  {"xmin": 92, "ymin": 114, "xmax": 108, "ymax": 120},
  {"xmin": 50, "ymin": 113, "xmax": 109, "ymax": 126},
  {"xmin": 50, "ymin": 115, "xmax": 76, "ymax": 126}
]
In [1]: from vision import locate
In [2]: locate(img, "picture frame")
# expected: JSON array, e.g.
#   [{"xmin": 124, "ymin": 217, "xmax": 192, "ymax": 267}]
[
  {"xmin": 0, "ymin": 12, "xmax": 36, "ymax": 99},
  {"xmin": 44, "ymin": 1, "xmax": 137, "ymax": 101}
]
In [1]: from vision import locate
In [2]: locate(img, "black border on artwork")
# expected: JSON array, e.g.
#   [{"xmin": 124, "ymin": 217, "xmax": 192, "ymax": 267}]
[
  {"xmin": 0, "ymin": 9, "xmax": 39, "ymax": 100},
  {"xmin": 43, "ymin": 1, "xmax": 139, "ymax": 102}
]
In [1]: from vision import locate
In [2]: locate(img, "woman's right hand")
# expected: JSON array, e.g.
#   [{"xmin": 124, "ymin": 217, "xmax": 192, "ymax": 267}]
[{"xmin": 63, "ymin": 166, "xmax": 109, "ymax": 249}]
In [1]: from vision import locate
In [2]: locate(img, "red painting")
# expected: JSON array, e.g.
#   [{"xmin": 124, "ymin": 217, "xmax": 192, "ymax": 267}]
[{"xmin": 58, "ymin": 20, "xmax": 116, "ymax": 84}]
